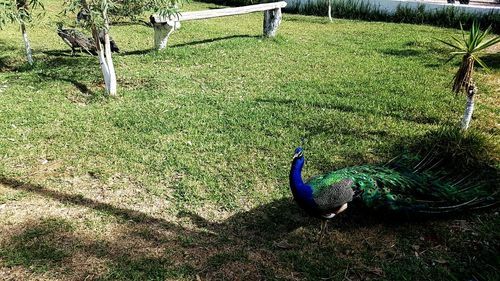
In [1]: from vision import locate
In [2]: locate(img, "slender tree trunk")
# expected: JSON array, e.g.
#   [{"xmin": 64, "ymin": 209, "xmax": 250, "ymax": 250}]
[
  {"xmin": 461, "ymin": 83, "xmax": 476, "ymax": 130},
  {"xmin": 92, "ymin": 28, "xmax": 111, "ymax": 94},
  {"xmin": 20, "ymin": 22, "xmax": 33, "ymax": 65},
  {"xmin": 103, "ymin": 33, "xmax": 117, "ymax": 96},
  {"xmin": 101, "ymin": 2, "xmax": 116, "ymax": 96},
  {"xmin": 81, "ymin": 0, "xmax": 117, "ymax": 96},
  {"xmin": 328, "ymin": 0, "xmax": 332, "ymax": 22},
  {"xmin": 103, "ymin": 22, "xmax": 117, "ymax": 96},
  {"xmin": 87, "ymin": 1, "xmax": 117, "ymax": 96}
]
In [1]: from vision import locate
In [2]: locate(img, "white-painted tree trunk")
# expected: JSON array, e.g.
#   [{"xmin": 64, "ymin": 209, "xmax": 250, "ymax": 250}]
[
  {"xmin": 328, "ymin": 0, "xmax": 332, "ymax": 21},
  {"xmin": 20, "ymin": 23, "xmax": 33, "ymax": 65},
  {"xmin": 103, "ymin": 29, "xmax": 117, "ymax": 96},
  {"xmin": 91, "ymin": 3, "xmax": 117, "ymax": 96},
  {"xmin": 93, "ymin": 27, "xmax": 116, "ymax": 96},
  {"xmin": 461, "ymin": 84, "xmax": 476, "ymax": 130},
  {"xmin": 97, "ymin": 45, "xmax": 110, "ymax": 88}
]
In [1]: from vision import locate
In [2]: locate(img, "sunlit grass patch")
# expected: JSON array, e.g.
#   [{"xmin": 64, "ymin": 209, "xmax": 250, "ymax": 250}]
[{"xmin": 0, "ymin": 0, "xmax": 499, "ymax": 280}]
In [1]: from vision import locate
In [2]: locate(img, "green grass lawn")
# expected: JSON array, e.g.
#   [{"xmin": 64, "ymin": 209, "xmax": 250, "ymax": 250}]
[{"xmin": 0, "ymin": 1, "xmax": 499, "ymax": 280}]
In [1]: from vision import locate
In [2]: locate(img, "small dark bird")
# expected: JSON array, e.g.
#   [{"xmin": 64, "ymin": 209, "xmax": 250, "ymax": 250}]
[
  {"xmin": 289, "ymin": 147, "xmax": 498, "ymax": 243},
  {"xmin": 98, "ymin": 30, "xmax": 120, "ymax": 53},
  {"xmin": 56, "ymin": 23, "xmax": 96, "ymax": 56},
  {"xmin": 76, "ymin": 9, "xmax": 120, "ymax": 53},
  {"xmin": 56, "ymin": 24, "xmax": 120, "ymax": 55}
]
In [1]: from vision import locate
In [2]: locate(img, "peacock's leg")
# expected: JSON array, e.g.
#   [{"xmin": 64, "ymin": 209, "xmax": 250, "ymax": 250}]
[{"xmin": 318, "ymin": 219, "xmax": 328, "ymax": 245}]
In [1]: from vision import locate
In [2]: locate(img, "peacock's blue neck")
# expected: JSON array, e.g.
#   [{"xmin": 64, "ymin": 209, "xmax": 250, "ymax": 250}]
[{"xmin": 290, "ymin": 157, "xmax": 315, "ymax": 209}]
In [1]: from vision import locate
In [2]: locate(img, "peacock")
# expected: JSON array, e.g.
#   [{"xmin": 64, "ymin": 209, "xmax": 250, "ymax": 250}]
[
  {"xmin": 98, "ymin": 30, "xmax": 120, "ymax": 53},
  {"xmin": 76, "ymin": 9, "xmax": 120, "ymax": 53},
  {"xmin": 56, "ymin": 24, "xmax": 120, "ymax": 56},
  {"xmin": 56, "ymin": 23, "xmax": 97, "ymax": 56},
  {"xmin": 289, "ymin": 147, "xmax": 498, "ymax": 243}
]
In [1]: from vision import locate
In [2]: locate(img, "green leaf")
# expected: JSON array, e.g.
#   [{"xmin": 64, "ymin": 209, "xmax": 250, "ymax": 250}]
[
  {"xmin": 473, "ymin": 55, "xmax": 490, "ymax": 72},
  {"xmin": 436, "ymin": 37, "xmax": 464, "ymax": 50},
  {"xmin": 475, "ymin": 36, "xmax": 500, "ymax": 53}
]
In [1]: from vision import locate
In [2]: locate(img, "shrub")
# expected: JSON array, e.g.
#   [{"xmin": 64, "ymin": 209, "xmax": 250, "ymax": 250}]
[{"xmin": 198, "ymin": 0, "xmax": 500, "ymax": 33}]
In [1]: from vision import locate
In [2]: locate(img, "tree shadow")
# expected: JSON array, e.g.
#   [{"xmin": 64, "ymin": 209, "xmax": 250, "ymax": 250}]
[
  {"xmin": 112, "ymin": 20, "xmax": 151, "ymax": 27},
  {"xmin": 254, "ymin": 97, "xmax": 441, "ymax": 126},
  {"xmin": 119, "ymin": 35, "xmax": 259, "ymax": 55},
  {"xmin": 170, "ymin": 34, "xmax": 259, "ymax": 48},
  {"xmin": 0, "ymin": 126, "xmax": 498, "ymax": 279},
  {"xmin": 0, "ymin": 177, "xmax": 176, "ymax": 228},
  {"xmin": 381, "ymin": 42, "xmax": 452, "ymax": 68},
  {"xmin": 42, "ymin": 49, "xmax": 94, "ymax": 58},
  {"xmin": 482, "ymin": 52, "xmax": 500, "ymax": 69},
  {"xmin": 120, "ymin": 48, "xmax": 155, "ymax": 56},
  {"xmin": 0, "ymin": 176, "xmax": 316, "ymax": 279},
  {"xmin": 283, "ymin": 16, "xmax": 331, "ymax": 25},
  {"xmin": 381, "ymin": 48, "xmax": 451, "ymax": 67},
  {"xmin": 37, "ymin": 72, "xmax": 96, "ymax": 96},
  {"xmin": 21, "ymin": 55, "xmax": 104, "ymax": 103},
  {"xmin": 0, "ymin": 170, "xmax": 429, "ymax": 278},
  {"xmin": 382, "ymin": 49, "xmax": 423, "ymax": 57},
  {"xmin": 0, "ymin": 40, "xmax": 20, "ymax": 71}
]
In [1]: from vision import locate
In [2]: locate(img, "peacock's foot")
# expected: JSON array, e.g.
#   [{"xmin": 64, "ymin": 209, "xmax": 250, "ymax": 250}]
[{"xmin": 317, "ymin": 219, "xmax": 329, "ymax": 245}]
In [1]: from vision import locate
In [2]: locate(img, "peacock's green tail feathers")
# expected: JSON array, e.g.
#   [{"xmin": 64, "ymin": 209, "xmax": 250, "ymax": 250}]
[{"xmin": 307, "ymin": 162, "xmax": 499, "ymax": 215}]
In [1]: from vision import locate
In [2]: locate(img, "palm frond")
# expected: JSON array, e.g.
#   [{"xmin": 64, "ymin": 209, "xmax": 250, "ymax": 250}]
[
  {"xmin": 444, "ymin": 53, "xmax": 461, "ymax": 64},
  {"xmin": 475, "ymin": 36, "xmax": 500, "ymax": 53},
  {"xmin": 473, "ymin": 55, "xmax": 490, "ymax": 71}
]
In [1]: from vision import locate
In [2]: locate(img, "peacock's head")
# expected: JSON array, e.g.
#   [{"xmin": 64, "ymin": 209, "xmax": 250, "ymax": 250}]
[{"xmin": 293, "ymin": 147, "xmax": 304, "ymax": 160}]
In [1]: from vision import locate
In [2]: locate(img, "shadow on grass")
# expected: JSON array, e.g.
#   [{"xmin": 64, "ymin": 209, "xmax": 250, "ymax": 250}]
[
  {"xmin": 0, "ymin": 177, "xmax": 177, "ymax": 229},
  {"xmin": 112, "ymin": 20, "xmax": 151, "ymax": 27},
  {"xmin": 2, "ymin": 173, "xmax": 497, "ymax": 280},
  {"xmin": 0, "ymin": 40, "xmax": 21, "ymax": 71},
  {"xmin": 0, "ymin": 176, "xmax": 325, "ymax": 279},
  {"xmin": 382, "ymin": 44, "xmax": 500, "ymax": 71},
  {"xmin": 42, "ymin": 49, "xmax": 95, "ymax": 58},
  {"xmin": 482, "ymin": 52, "xmax": 500, "ymax": 69},
  {"xmin": 284, "ymin": 16, "xmax": 332, "ymax": 25},
  {"xmin": 381, "ymin": 49, "xmax": 450, "ymax": 68},
  {"xmin": 0, "ymin": 126, "xmax": 498, "ymax": 280},
  {"xmin": 254, "ymin": 97, "xmax": 441, "ymax": 126},
  {"xmin": 171, "ymin": 34, "xmax": 259, "ymax": 48},
  {"xmin": 37, "ymin": 72, "xmax": 96, "ymax": 96},
  {"xmin": 382, "ymin": 49, "xmax": 423, "ymax": 57},
  {"xmin": 120, "ymin": 48, "xmax": 155, "ymax": 56},
  {"xmin": 381, "ymin": 42, "xmax": 451, "ymax": 68},
  {"xmin": 37, "ymin": 56, "xmax": 106, "ymax": 103},
  {"xmin": 17, "ymin": 54, "xmax": 107, "ymax": 103},
  {"xmin": 119, "ymin": 35, "xmax": 259, "ymax": 56}
]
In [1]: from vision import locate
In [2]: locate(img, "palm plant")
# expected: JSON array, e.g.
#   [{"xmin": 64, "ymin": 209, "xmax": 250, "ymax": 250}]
[{"xmin": 439, "ymin": 21, "xmax": 500, "ymax": 130}]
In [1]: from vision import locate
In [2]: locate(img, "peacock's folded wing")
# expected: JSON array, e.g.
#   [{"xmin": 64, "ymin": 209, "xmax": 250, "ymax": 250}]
[
  {"xmin": 312, "ymin": 178, "xmax": 355, "ymax": 213},
  {"xmin": 306, "ymin": 170, "xmax": 359, "ymax": 212}
]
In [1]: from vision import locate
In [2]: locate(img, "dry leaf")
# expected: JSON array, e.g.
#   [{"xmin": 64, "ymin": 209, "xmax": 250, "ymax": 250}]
[
  {"xmin": 433, "ymin": 258, "xmax": 448, "ymax": 264},
  {"xmin": 273, "ymin": 240, "xmax": 294, "ymax": 249}
]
